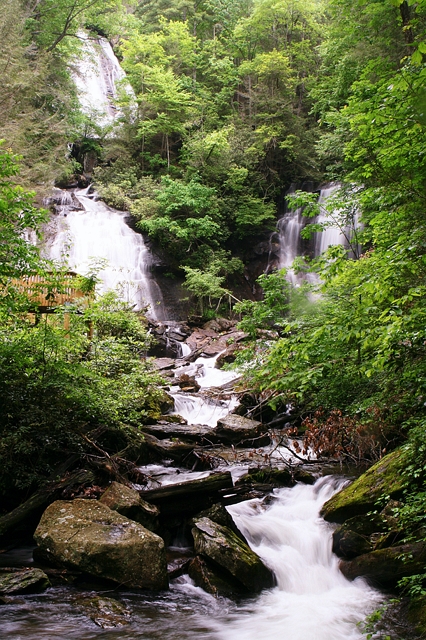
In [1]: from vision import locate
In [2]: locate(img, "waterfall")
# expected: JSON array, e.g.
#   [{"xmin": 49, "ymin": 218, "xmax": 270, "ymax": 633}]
[
  {"xmin": 277, "ymin": 190, "xmax": 306, "ymax": 285},
  {"xmin": 43, "ymin": 34, "xmax": 166, "ymax": 318},
  {"xmin": 209, "ymin": 477, "xmax": 381, "ymax": 640},
  {"xmin": 278, "ymin": 183, "xmax": 353, "ymax": 284},
  {"xmin": 72, "ymin": 31, "xmax": 133, "ymax": 127},
  {"xmin": 45, "ymin": 188, "xmax": 165, "ymax": 318}
]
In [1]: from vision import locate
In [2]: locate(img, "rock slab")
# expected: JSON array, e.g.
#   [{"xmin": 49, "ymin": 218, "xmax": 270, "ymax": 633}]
[
  {"xmin": 215, "ymin": 414, "xmax": 265, "ymax": 445},
  {"xmin": 99, "ymin": 482, "xmax": 159, "ymax": 532},
  {"xmin": 192, "ymin": 517, "xmax": 274, "ymax": 592},
  {"xmin": 0, "ymin": 568, "xmax": 50, "ymax": 595},
  {"xmin": 321, "ymin": 449, "xmax": 405, "ymax": 523},
  {"xmin": 34, "ymin": 499, "xmax": 168, "ymax": 590}
]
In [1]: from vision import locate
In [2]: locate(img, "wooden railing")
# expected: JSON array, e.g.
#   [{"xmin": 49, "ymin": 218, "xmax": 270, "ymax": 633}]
[{"xmin": 15, "ymin": 271, "xmax": 93, "ymax": 312}]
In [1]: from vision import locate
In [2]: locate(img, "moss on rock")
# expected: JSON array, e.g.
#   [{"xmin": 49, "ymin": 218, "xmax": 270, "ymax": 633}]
[{"xmin": 321, "ymin": 449, "xmax": 405, "ymax": 524}]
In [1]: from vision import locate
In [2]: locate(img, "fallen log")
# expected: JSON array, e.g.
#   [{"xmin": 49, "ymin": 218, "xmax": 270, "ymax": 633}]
[
  {"xmin": 0, "ymin": 465, "xmax": 94, "ymax": 543},
  {"xmin": 139, "ymin": 472, "xmax": 233, "ymax": 516}
]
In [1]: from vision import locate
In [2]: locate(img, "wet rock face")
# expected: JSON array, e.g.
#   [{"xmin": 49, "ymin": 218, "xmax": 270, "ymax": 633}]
[
  {"xmin": 0, "ymin": 568, "xmax": 50, "ymax": 595},
  {"xmin": 34, "ymin": 499, "xmax": 168, "ymax": 590},
  {"xmin": 75, "ymin": 595, "xmax": 131, "ymax": 629},
  {"xmin": 191, "ymin": 517, "xmax": 274, "ymax": 592},
  {"xmin": 193, "ymin": 502, "xmax": 248, "ymax": 544},
  {"xmin": 340, "ymin": 542, "xmax": 426, "ymax": 589},
  {"xmin": 188, "ymin": 556, "xmax": 246, "ymax": 598},
  {"xmin": 99, "ymin": 482, "xmax": 159, "ymax": 532},
  {"xmin": 320, "ymin": 449, "xmax": 405, "ymax": 523},
  {"xmin": 215, "ymin": 414, "xmax": 268, "ymax": 447}
]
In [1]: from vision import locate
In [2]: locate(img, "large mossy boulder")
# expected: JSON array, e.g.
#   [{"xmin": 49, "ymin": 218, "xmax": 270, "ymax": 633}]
[
  {"xmin": 99, "ymin": 482, "xmax": 159, "ymax": 532},
  {"xmin": 191, "ymin": 517, "xmax": 274, "ymax": 592},
  {"xmin": 193, "ymin": 502, "xmax": 248, "ymax": 544},
  {"xmin": 340, "ymin": 542, "xmax": 426, "ymax": 588},
  {"xmin": 332, "ymin": 513, "xmax": 387, "ymax": 559},
  {"xmin": 34, "ymin": 499, "xmax": 168, "ymax": 590},
  {"xmin": 321, "ymin": 450, "xmax": 405, "ymax": 524}
]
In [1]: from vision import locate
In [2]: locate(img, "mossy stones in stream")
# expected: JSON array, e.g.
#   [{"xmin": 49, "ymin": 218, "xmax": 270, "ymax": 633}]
[
  {"xmin": 191, "ymin": 517, "xmax": 274, "ymax": 592},
  {"xmin": 0, "ymin": 568, "xmax": 50, "ymax": 595},
  {"xmin": 34, "ymin": 499, "xmax": 168, "ymax": 590},
  {"xmin": 321, "ymin": 449, "xmax": 405, "ymax": 523},
  {"xmin": 75, "ymin": 594, "xmax": 131, "ymax": 629},
  {"xmin": 340, "ymin": 542, "xmax": 426, "ymax": 589}
]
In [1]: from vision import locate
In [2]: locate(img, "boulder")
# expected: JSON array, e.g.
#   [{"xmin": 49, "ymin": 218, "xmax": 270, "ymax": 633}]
[
  {"xmin": 340, "ymin": 542, "xmax": 426, "ymax": 588},
  {"xmin": 99, "ymin": 482, "xmax": 159, "ymax": 532},
  {"xmin": 332, "ymin": 513, "xmax": 387, "ymax": 558},
  {"xmin": 142, "ymin": 432, "xmax": 196, "ymax": 462},
  {"xmin": 193, "ymin": 502, "xmax": 248, "ymax": 543},
  {"xmin": 176, "ymin": 374, "xmax": 200, "ymax": 392},
  {"xmin": 34, "ymin": 499, "xmax": 168, "ymax": 590},
  {"xmin": 151, "ymin": 358, "xmax": 176, "ymax": 371},
  {"xmin": 333, "ymin": 528, "xmax": 373, "ymax": 559},
  {"xmin": 188, "ymin": 556, "xmax": 245, "ymax": 598},
  {"xmin": 321, "ymin": 449, "xmax": 405, "ymax": 523},
  {"xmin": 191, "ymin": 517, "xmax": 274, "ymax": 592},
  {"xmin": 142, "ymin": 423, "xmax": 218, "ymax": 444},
  {"xmin": 236, "ymin": 467, "xmax": 316, "ymax": 488},
  {"xmin": 140, "ymin": 472, "xmax": 234, "ymax": 516},
  {"xmin": 0, "ymin": 568, "xmax": 50, "ymax": 595},
  {"xmin": 215, "ymin": 343, "xmax": 242, "ymax": 369},
  {"xmin": 215, "ymin": 414, "xmax": 268, "ymax": 447}
]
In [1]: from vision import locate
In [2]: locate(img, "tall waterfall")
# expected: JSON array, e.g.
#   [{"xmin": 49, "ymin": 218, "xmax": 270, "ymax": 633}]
[
  {"xmin": 44, "ymin": 34, "xmax": 165, "ymax": 319},
  {"xmin": 72, "ymin": 31, "xmax": 133, "ymax": 127}
]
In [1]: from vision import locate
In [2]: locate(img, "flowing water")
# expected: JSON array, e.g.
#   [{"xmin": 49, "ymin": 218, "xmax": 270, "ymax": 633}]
[
  {"xmin": 171, "ymin": 352, "xmax": 240, "ymax": 427},
  {"xmin": 72, "ymin": 32, "xmax": 133, "ymax": 127},
  {"xmin": 10, "ymin": 35, "xmax": 391, "ymax": 639},
  {"xmin": 0, "ymin": 477, "xmax": 383, "ymax": 639},
  {"xmin": 278, "ymin": 183, "xmax": 351, "ymax": 284},
  {"xmin": 45, "ymin": 188, "xmax": 165, "ymax": 319}
]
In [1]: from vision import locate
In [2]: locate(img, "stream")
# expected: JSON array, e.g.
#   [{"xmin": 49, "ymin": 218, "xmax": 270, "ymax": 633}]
[
  {"xmin": 3, "ymin": 33, "xmax": 403, "ymax": 639},
  {"xmin": 0, "ymin": 356, "xmax": 395, "ymax": 640},
  {"xmin": 0, "ymin": 478, "xmax": 382, "ymax": 640}
]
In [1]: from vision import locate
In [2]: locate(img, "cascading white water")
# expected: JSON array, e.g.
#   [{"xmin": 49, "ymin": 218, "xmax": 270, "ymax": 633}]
[
  {"xmin": 313, "ymin": 184, "xmax": 346, "ymax": 255},
  {"xmin": 278, "ymin": 183, "xmax": 351, "ymax": 284},
  {"xmin": 277, "ymin": 188, "xmax": 305, "ymax": 285},
  {"xmin": 205, "ymin": 476, "xmax": 381, "ymax": 640},
  {"xmin": 171, "ymin": 353, "xmax": 239, "ymax": 427},
  {"xmin": 46, "ymin": 188, "xmax": 165, "ymax": 318},
  {"xmin": 72, "ymin": 32, "xmax": 133, "ymax": 127},
  {"xmin": 44, "ymin": 36, "xmax": 164, "ymax": 318}
]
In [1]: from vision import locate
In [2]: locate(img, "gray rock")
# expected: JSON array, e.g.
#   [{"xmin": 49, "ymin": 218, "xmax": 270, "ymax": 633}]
[
  {"xmin": 34, "ymin": 499, "xmax": 168, "ymax": 590},
  {"xmin": 193, "ymin": 502, "xmax": 248, "ymax": 544},
  {"xmin": 99, "ymin": 482, "xmax": 159, "ymax": 532},
  {"xmin": 192, "ymin": 517, "xmax": 274, "ymax": 592},
  {"xmin": 188, "ymin": 555, "xmax": 245, "ymax": 598},
  {"xmin": 215, "ymin": 343, "xmax": 242, "ymax": 369},
  {"xmin": 152, "ymin": 358, "xmax": 176, "ymax": 371},
  {"xmin": 215, "ymin": 414, "xmax": 266, "ymax": 445},
  {"xmin": 142, "ymin": 423, "xmax": 218, "ymax": 443},
  {"xmin": 340, "ymin": 542, "xmax": 426, "ymax": 588},
  {"xmin": 321, "ymin": 450, "xmax": 405, "ymax": 524},
  {"xmin": 0, "ymin": 568, "xmax": 50, "ymax": 595}
]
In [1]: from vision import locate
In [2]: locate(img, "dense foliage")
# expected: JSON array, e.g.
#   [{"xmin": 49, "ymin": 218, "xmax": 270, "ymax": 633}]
[
  {"xmin": 0, "ymin": 147, "xmax": 167, "ymax": 501},
  {"xmin": 2, "ymin": 0, "xmax": 426, "ymax": 602}
]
